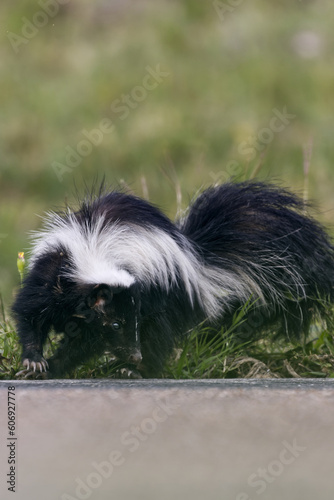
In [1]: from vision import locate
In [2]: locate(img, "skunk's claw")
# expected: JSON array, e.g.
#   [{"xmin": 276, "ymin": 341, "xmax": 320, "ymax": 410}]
[
  {"xmin": 23, "ymin": 357, "xmax": 49, "ymax": 372},
  {"xmin": 118, "ymin": 367, "xmax": 143, "ymax": 379},
  {"xmin": 16, "ymin": 357, "xmax": 49, "ymax": 378}
]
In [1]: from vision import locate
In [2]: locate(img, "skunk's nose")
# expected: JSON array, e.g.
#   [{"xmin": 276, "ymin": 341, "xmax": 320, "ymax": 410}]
[{"xmin": 128, "ymin": 350, "xmax": 142, "ymax": 366}]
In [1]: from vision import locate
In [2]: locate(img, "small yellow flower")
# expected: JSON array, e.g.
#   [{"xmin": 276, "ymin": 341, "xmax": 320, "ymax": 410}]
[{"xmin": 17, "ymin": 252, "xmax": 26, "ymax": 284}]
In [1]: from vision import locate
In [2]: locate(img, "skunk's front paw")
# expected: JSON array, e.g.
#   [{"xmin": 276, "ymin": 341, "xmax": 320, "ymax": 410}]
[
  {"xmin": 117, "ymin": 367, "xmax": 143, "ymax": 379},
  {"xmin": 16, "ymin": 356, "xmax": 49, "ymax": 379}
]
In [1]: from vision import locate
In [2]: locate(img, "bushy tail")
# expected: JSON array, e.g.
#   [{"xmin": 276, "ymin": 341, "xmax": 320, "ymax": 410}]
[{"xmin": 178, "ymin": 181, "xmax": 334, "ymax": 338}]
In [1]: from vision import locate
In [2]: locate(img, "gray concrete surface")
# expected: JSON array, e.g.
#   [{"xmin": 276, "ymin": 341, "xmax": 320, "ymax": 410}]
[{"xmin": 1, "ymin": 379, "xmax": 334, "ymax": 500}]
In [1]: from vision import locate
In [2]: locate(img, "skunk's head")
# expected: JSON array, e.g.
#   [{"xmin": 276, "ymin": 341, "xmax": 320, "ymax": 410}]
[{"xmin": 70, "ymin": 282, "xmax": 142, "ymax": 367}]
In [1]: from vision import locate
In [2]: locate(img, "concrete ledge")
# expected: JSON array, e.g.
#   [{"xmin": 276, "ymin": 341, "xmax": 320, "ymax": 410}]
[
  {"xmin": 3, "ymin": 377, "xmax": 334, "ymax": 389},
  {"xmin": 1, "ymin": 379, "xmax": 333, "ymax": 499}
]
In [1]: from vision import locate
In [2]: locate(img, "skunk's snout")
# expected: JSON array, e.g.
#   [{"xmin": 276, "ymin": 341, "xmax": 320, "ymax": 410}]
[{"xmin": 128, "ymin": 349, "xmax": 143, "ymax": 366}]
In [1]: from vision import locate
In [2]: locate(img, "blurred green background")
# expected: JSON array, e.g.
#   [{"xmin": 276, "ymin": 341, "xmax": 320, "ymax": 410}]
[{"xmin": 1, "ymin": 0, "xmax": 334, "ymax": 304}]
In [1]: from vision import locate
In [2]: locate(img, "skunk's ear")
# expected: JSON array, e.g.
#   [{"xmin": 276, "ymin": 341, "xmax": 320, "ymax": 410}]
[{"xmin": 87, "ymin": 284, "xmax": 114, "ymax": 312}]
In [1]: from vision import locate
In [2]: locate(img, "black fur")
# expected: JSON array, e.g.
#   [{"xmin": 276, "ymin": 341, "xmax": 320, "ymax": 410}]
[{"xmin": 12, "ymin": 181, "xmax": 334, "ymax": 378}]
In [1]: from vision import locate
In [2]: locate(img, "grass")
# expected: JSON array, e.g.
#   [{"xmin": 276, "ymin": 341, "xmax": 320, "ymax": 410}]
[{"xmin": 0, "ymin": 296, "xmax": 22, "ymax": 379}]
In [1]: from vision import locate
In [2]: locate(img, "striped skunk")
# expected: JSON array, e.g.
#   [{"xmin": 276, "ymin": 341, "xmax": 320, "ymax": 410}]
[{"xmin": 12, "ymin": 180, "xmax": 334, "ymax": 378}]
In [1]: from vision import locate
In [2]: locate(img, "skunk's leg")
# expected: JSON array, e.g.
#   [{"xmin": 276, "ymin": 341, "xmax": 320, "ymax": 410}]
[
  {"xmin": 138, "ymin": 325, "xmax": 175, "ymax": 378},
  {"xmin": 15, "ymin": 318, "xmax": 51, "ymax": 378},
  {"xmin": 15, "ymin": 329, "xmax": 50, "ymax": 379},
  {"xmin": 12, "ymin": 259, "xmax": 58, "ymax": 377}
]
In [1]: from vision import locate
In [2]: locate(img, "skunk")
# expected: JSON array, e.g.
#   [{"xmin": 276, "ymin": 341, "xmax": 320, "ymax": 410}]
[{"xmin": 12, "ymin": 181, "xmax": 334, "ymax": 378}]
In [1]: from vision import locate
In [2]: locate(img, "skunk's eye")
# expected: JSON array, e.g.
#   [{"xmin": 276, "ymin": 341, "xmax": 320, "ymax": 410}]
[{"xmin": 111, "ymin": 321, "xmax": 121, "ymax": 331}]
